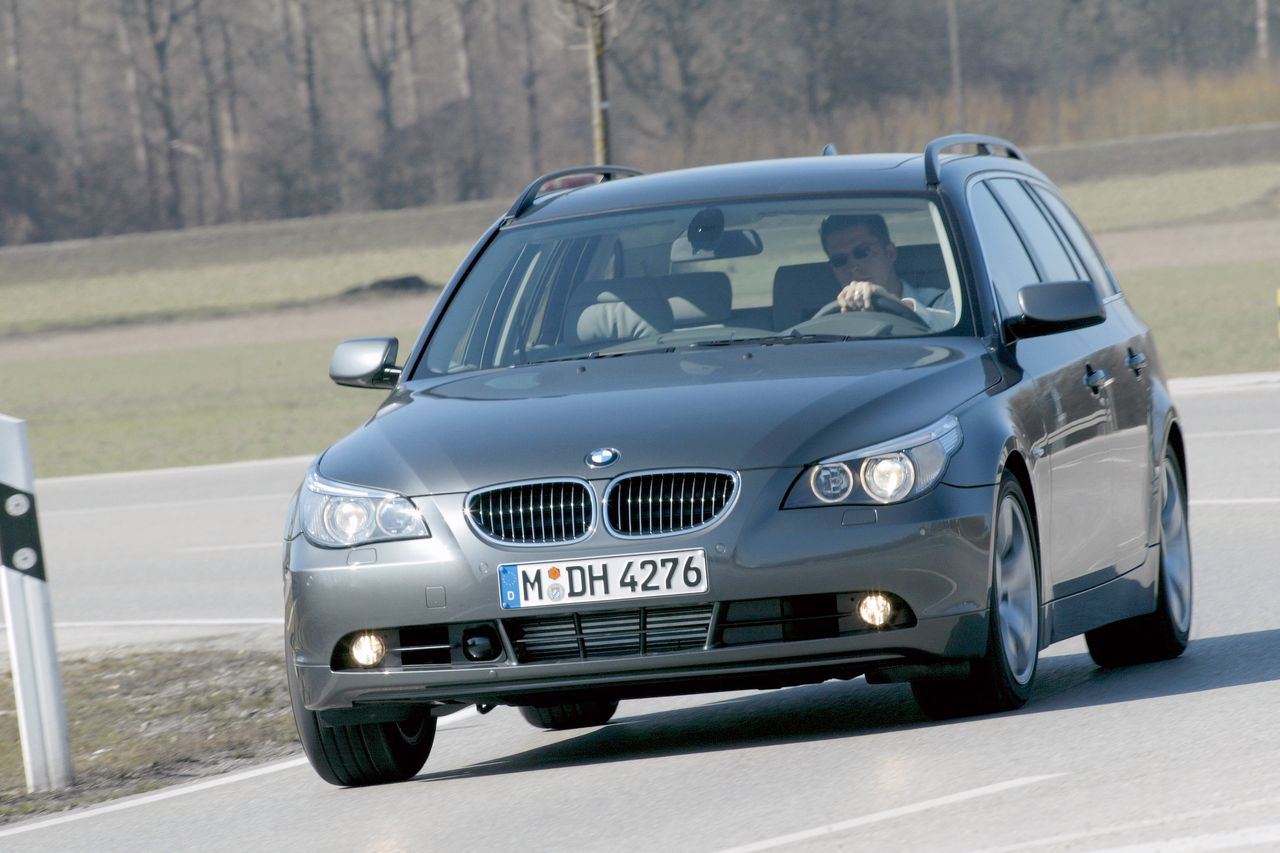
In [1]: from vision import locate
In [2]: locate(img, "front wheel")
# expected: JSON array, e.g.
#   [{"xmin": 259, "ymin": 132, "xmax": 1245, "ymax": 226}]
[
  {"xmin": 287, "ymin": 649, "xmax": 436, "ymax": 786},
  {"xmin": 913, "ymin": 473, "xmax": 1040, "ymax": 718},
  {"xmin": 518, "ymin": 699, "xmax": 620, "ymax": 730},
  {"xmin": 1085, "ymin": 448, "xmax": 1192, "ymax": 667}
]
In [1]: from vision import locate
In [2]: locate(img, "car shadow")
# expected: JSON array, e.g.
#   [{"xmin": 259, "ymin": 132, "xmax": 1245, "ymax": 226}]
[{"xmin": 411, "ymin": 627, "xmax": 1280, "ymax": 783}]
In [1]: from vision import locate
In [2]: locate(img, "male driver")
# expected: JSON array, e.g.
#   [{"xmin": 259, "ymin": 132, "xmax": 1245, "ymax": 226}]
[{"xmin": 820, "ymin": 214, "xmax": 953, "ymax": 331}]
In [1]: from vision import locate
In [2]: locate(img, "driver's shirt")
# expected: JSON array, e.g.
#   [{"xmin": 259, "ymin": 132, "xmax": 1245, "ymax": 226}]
[{"xmin": 902, "ymin": 277, "xmax": 955, "ymax": 332}]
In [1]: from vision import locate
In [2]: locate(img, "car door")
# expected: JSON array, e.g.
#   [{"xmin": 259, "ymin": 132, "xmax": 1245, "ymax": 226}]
[
  {"xmin": 1033, "ymin": 185, "xmax": 1153, "ymax": 574},
  {"xmin": 970, "ymin": 179, "xmax": 1118, "ymax": 599}
]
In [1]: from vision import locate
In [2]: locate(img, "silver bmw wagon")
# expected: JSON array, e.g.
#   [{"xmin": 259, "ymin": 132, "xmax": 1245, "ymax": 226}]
[{"xmin": 284, "ymin": 135, "xmax": 1191, "ymax": 786}]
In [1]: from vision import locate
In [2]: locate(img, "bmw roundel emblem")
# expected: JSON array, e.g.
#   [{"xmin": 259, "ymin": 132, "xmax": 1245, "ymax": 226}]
[{"xmin": 586, "ymin": 447, "xmax": 620, "ymax": 468}]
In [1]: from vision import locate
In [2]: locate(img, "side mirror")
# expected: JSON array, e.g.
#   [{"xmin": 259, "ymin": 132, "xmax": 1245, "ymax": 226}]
[
  {"xmin": 1004, "ymin": 280, "xmax": 1105, "ymax": 340},
  {"xmin": 330, "ymin": 337, "xmax": 401, "ymax": 388}
]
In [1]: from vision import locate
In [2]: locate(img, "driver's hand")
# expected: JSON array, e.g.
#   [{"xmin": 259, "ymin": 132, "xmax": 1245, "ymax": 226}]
[{"xmin": 838, "ymin": 281, "xmax": 903, "ymax": 313}]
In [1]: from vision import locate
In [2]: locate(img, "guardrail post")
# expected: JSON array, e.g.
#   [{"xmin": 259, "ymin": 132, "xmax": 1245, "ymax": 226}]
[{"xmin": 0, "ymin": 414, "xmax": 74, "ymax": 792}]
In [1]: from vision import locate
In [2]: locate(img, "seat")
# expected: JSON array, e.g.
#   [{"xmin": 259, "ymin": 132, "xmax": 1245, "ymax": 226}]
[
  {"xmin": 895, "ymin": 244, "xmax": 949, "ymax": 292},
  {"xmin": 562, "ymin": 278, "xmax": 674, "ymax": 347},
  {"xmin": 658, "ymin": 272, "xmax": 733, "ymax": 328},
  {"xmin": 771, "ymin": 262, "xmax": 839, "ymax": 329}
]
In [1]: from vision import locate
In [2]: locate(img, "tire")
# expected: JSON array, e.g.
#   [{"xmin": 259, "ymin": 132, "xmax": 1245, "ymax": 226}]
[
  {"xmin": 287, "ymin": 648, "xmax": 436, "ymax": 787},
  {"xmin": 913, "ymin": 472, "xmax": 1040, "ymax": 719},
  {"xmin": 1085, "ymin": 449, "xmax": 1192, "ymax": 668},
  {"xmin": 518, "ymin": 699, "xmax": 620, "ymax": 730}
]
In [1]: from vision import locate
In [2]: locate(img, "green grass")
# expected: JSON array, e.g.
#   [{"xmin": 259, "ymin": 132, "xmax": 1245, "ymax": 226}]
[
  {"xmin": 1060, "ymin": 162, "xmax": 1280, "ymax": 233},
  {"xmin": 2, "ymin": 245, "xmax": 468, "ymax": 335},
  {"xmin": 0, "ymin": 331, "xmax": 419, "ymax": 477},
  {"xmin": 1119, "ymin": 261, "xmax": 1280, "ymax": 378}
]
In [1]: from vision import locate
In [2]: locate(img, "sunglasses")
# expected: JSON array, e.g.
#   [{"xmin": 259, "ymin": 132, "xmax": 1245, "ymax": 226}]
[{"xmin": 827, "ymin": 244, "xmax": 877, "ymax": 267}]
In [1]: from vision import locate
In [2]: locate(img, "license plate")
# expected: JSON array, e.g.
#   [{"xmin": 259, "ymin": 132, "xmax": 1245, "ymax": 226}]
[{"xmin": 498, "ymin": 548, "xmax": 708, "ymax": 610}]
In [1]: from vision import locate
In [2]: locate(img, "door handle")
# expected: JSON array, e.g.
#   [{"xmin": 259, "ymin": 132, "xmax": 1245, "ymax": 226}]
[
  {"xmin": 1126, "ymin": 349, "xmax": 1148, "ymax": 376},
  {"xmin": 1085, "ymin": 365, "xmax": 1113, "ymax": 393}
]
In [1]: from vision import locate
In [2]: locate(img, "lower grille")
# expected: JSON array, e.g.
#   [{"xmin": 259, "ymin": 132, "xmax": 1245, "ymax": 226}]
[{"xmin": 505, "ymin": 603, "xmax": 714, "ymax": 663}]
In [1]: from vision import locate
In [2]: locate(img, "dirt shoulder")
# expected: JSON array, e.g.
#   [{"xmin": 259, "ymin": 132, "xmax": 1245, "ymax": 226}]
[{"xmin": 0, "ymin": 628, "xmax": 297, "ymax": 825}]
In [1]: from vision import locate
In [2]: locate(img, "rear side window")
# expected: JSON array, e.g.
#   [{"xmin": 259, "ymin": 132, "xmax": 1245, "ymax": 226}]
[
  {"xmin": 967, "ymin": 182, "xmax": 1038, "ymax": 317},
  {"xmin": 1032, "ymin": 187, "xmax": 1120, "ymax": 298},
  {"xmin": 988, "ymin": 179, "xmax": 1081, "ymax": 282}
]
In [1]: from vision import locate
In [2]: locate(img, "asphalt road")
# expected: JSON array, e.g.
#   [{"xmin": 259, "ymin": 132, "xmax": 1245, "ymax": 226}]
[{"xmin": 3, "ymin": 374, "xmax": 1279, "ymax": 851}]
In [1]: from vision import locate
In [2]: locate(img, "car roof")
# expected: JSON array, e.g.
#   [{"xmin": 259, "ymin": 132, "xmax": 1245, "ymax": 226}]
[{"xmin": 512, "ymin": 148, "xmax": 1050, "ymax": 225}]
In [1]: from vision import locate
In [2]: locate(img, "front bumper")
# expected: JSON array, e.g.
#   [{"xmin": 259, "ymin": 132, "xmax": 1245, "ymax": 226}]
[{"xmin": 285, "ymin": 474, "xmax": 997, "ymax": 712}]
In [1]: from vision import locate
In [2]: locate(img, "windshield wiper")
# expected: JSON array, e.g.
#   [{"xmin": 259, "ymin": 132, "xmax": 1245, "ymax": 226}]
[{"xmin": 688, "ymin": 333, "xmax": 849, "ymax": 348}]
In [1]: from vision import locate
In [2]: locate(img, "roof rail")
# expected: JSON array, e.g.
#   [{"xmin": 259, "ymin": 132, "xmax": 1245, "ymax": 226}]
[
  {"xmin": 505, "ymin": 165, "xmax": 645, "ymax": 221},
  {"xmin": 923, "ymin": 134, "xmax": 1025, "ymax": 188},
  {"xmin": 821, "ymin": 143, "xmax": 839, "ymax": 156}
]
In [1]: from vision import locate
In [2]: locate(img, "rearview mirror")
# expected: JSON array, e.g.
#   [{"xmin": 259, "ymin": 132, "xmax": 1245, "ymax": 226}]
[
  {"xmin": 1004, "ymin": 280, "xmax": 1105, "ymax": 340},
  {"xmin": 330, "ymin": 337, "xmax": 401, "ymax": 389},
  {"xmin": 670, "ymin": 229, "xmax": 764, "ymax": 263}
]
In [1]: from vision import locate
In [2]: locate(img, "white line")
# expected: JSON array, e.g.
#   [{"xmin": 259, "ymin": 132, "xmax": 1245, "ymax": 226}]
[
  {"xmin": 42, "ymin": 493, "xmax": 290, "ymax": 516},
  {"xmin": 715, "ymin": 774, "xmax": 1063, "ymax": 853},
  {"xmin": 36, "ymin": 455, "xmax": 314, "ymax": 485},
  {"xmin": 1189, "ymin": 498, "xmax": 1280, "ymax": 506},
  {"xmin": 0, "ymin": 706, "xmax": 481, "ymax": 838},
  {"xmin": 981, "ymin": 794, "xmax": 1280, "ymax": 851},
  {"xmin": 0, "ymin": 756, "xmax": 310, "ymax": 839},
  {"xmin": 179, "ymin": 542, "xmax": 280, "ymax": 553},
  {"xmin": 1092, "ymin": 822, "xmax": 1280, "ymax": 852},
  {"xmin": 1187, "ymin": 428, "xmax": 1280, "ymax": 439},
  {"xmin": 1169, "ymin": 371, "xmax": 1280, "ymax": 396}
]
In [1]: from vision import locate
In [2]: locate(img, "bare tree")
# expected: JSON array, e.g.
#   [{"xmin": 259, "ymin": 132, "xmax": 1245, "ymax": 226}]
[
  {"xmin": 1260, "ymin": 0, "xmax": 1271, "ymax": 65},
  {"xmin": 520, "ymin": 0, "xmax": 543, "ymax": 174},
  {"xmin": 354, "ymin": 0, "xmax": 407, "ymax": 140},
  {"xmin": 559, "ymin": 0, "xmax": 614, "ymax": 163},
  {"xmin": 115, "ymin": 2, "xmax": 161, "ymax": 225},
  {"xmin": 4, "ymin": 0, "xmax": 25, "ymax": 120}
]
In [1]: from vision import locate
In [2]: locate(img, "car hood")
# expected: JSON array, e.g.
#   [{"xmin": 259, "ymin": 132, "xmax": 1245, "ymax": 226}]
[{"xmin": 317, "ymin": 339, "xmax": 1000, "ymax": 496}]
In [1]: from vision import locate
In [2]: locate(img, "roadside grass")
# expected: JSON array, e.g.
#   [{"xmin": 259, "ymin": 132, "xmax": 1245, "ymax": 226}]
[
  {"xmin": 0, "ymin": 647, "xmax": 296, "ymax": 824},
  {"xmin": 1118, "ymin": 261, "xmax": 1280, "ymax": 378},
  {"xmin": 2, "ymin": 245, "xmax": 467, "ymax": 336},
  {"xmin": 0, "ymin": 330, "xmax": 420, "ymax": 477},
  {"xmin": 1061, "ymin": 162, "xmax": 1280, "ymax": 233}
]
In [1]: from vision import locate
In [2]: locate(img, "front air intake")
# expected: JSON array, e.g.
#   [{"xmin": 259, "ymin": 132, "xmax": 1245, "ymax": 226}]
[
  {"xmin": 465, "ymin": 479, "xmax": 594, "ymax": 546},
  {"xmin": 604, "ymin": 470, "xmax": 737, "ymax": 538}
]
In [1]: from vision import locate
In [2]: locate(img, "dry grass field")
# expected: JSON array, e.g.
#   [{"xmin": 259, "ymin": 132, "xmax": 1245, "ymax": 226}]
[{"xmin": 2, "ymin": 145, "xmax": 1279, "ymax": 477}]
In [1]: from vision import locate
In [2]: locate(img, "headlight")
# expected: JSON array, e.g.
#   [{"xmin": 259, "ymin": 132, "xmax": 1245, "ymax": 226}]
[
  {"xmin": 787, "ymin": 415, "xmax": 963, "ymax": 507},
  {"xmin": 297, "ymin": 471, "xmax": 430, "ymax": 548}
]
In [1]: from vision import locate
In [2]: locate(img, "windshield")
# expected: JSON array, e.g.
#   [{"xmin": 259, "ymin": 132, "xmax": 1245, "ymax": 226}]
[{"xmin": 418, "ymin": 196, "xmax": 964, "ymax": 377}]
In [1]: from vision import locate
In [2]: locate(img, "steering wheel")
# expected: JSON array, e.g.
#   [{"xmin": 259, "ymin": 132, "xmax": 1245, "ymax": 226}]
[{"xmin": 809, "ymin": 294, "xmax": 931, "ymax": 330}]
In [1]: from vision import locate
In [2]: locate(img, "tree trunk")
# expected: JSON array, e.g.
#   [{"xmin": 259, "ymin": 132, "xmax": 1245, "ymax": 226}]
[
  {"xmin": 1259, "ymin": 0, "xmax": 1271, "ymax": 65},
  {"xmin": 68, "ymin": 0, "xmax": 88, "ymax": 212},
  {"xmin": 145, "ymin": 0, "xmax": 185, "ymax": 228},
  {"xmin": 3, "ymin": 0, "xmax": 24, "ymax": 120},
  {"xmin": 355, "ymin": 0, "xmax": 400, "ymax": 141},
  {"xmin": 194, "ymin": 0, "xmax": 228, "ymax": 222},
  {"xmin": 116, "ymin": 4, "xmax": 160, "ymax": 226},
  {"xmin": 587, "ymin": 3, "xmax": 609, "ymax": 163},
  {"xmin": 520, "ymin": 0, "xmax": 542, "ymax": 175},
  {"xmin": 400, "ymin": 0, "xmax": 418, "ymax": 125},
  {"xmin": 218, "ymin": 17, "xmax": 243, "ymax": 219}
]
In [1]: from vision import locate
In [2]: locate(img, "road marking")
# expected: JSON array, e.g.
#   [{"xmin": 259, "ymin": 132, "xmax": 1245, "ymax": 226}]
[
  {"xmin": 0, "ymin": 707, "xmax": 481, "ymax": 838},
  {"xmin": 1187, "ymin": 427, "xmax": 1280, "ymax": 439},
  {"xmin": 36, "ymin": 455, "xmax": 313, "ymax": 485},
  {"xmin": 715, "ymin": 774, "xmax": 1063, "ymax": 853},
  {"xmin": 982, "ymin": 794, "xmax": 1280, "ymax": 851},
  {"xmin": 0, "ymin": 618, "xmax": 284, "ymax": 631},
  {"xmin": 179, "ymin": 542, "xmax": 281, "ymax": 553},
  {"xmin": 1189, "ymin": 498, "xmax": 1280, "ymax": 506},
  {"xmin": 42, "ymin": 493, "xmax": 291, "ymax": 516},
  {"xmin": 1092, "ymin": 822, "xmax": 1280, "ymax": 852}
]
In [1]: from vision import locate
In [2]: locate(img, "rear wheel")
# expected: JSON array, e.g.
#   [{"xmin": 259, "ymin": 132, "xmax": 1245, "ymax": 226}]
[
  {"xmin": 518, "ymin": 699, "xmax": 620, "ymax": 730},
  {"xmin": 913, "ymin": 473, "xmax": 1040, "ymax": 718},
  {"xmin": 287, "ymin": 649, "xmax": 435, "ymax": 786},
  {"xmin": 1085, "ymin": 449, "xmax": 1192, "ymax": 667}
]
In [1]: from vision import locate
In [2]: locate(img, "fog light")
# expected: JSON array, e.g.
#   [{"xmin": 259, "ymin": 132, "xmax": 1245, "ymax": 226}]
[
  {"xmin": 350, "ymin": 632, "xmax": 386, "ymax": 667},
  {"xmin": 463, "ymin": 627, "xmax": 500, "ymax": 662},
  {"xmin": 858, "ymin": 593, "xmax": 893, "ymax": 628}
]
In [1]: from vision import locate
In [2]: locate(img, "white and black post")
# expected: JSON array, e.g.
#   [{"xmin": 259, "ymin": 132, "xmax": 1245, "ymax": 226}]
[{"xmin": 0, "ymin": 414, "xmax": 73, "ymax": 792}]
